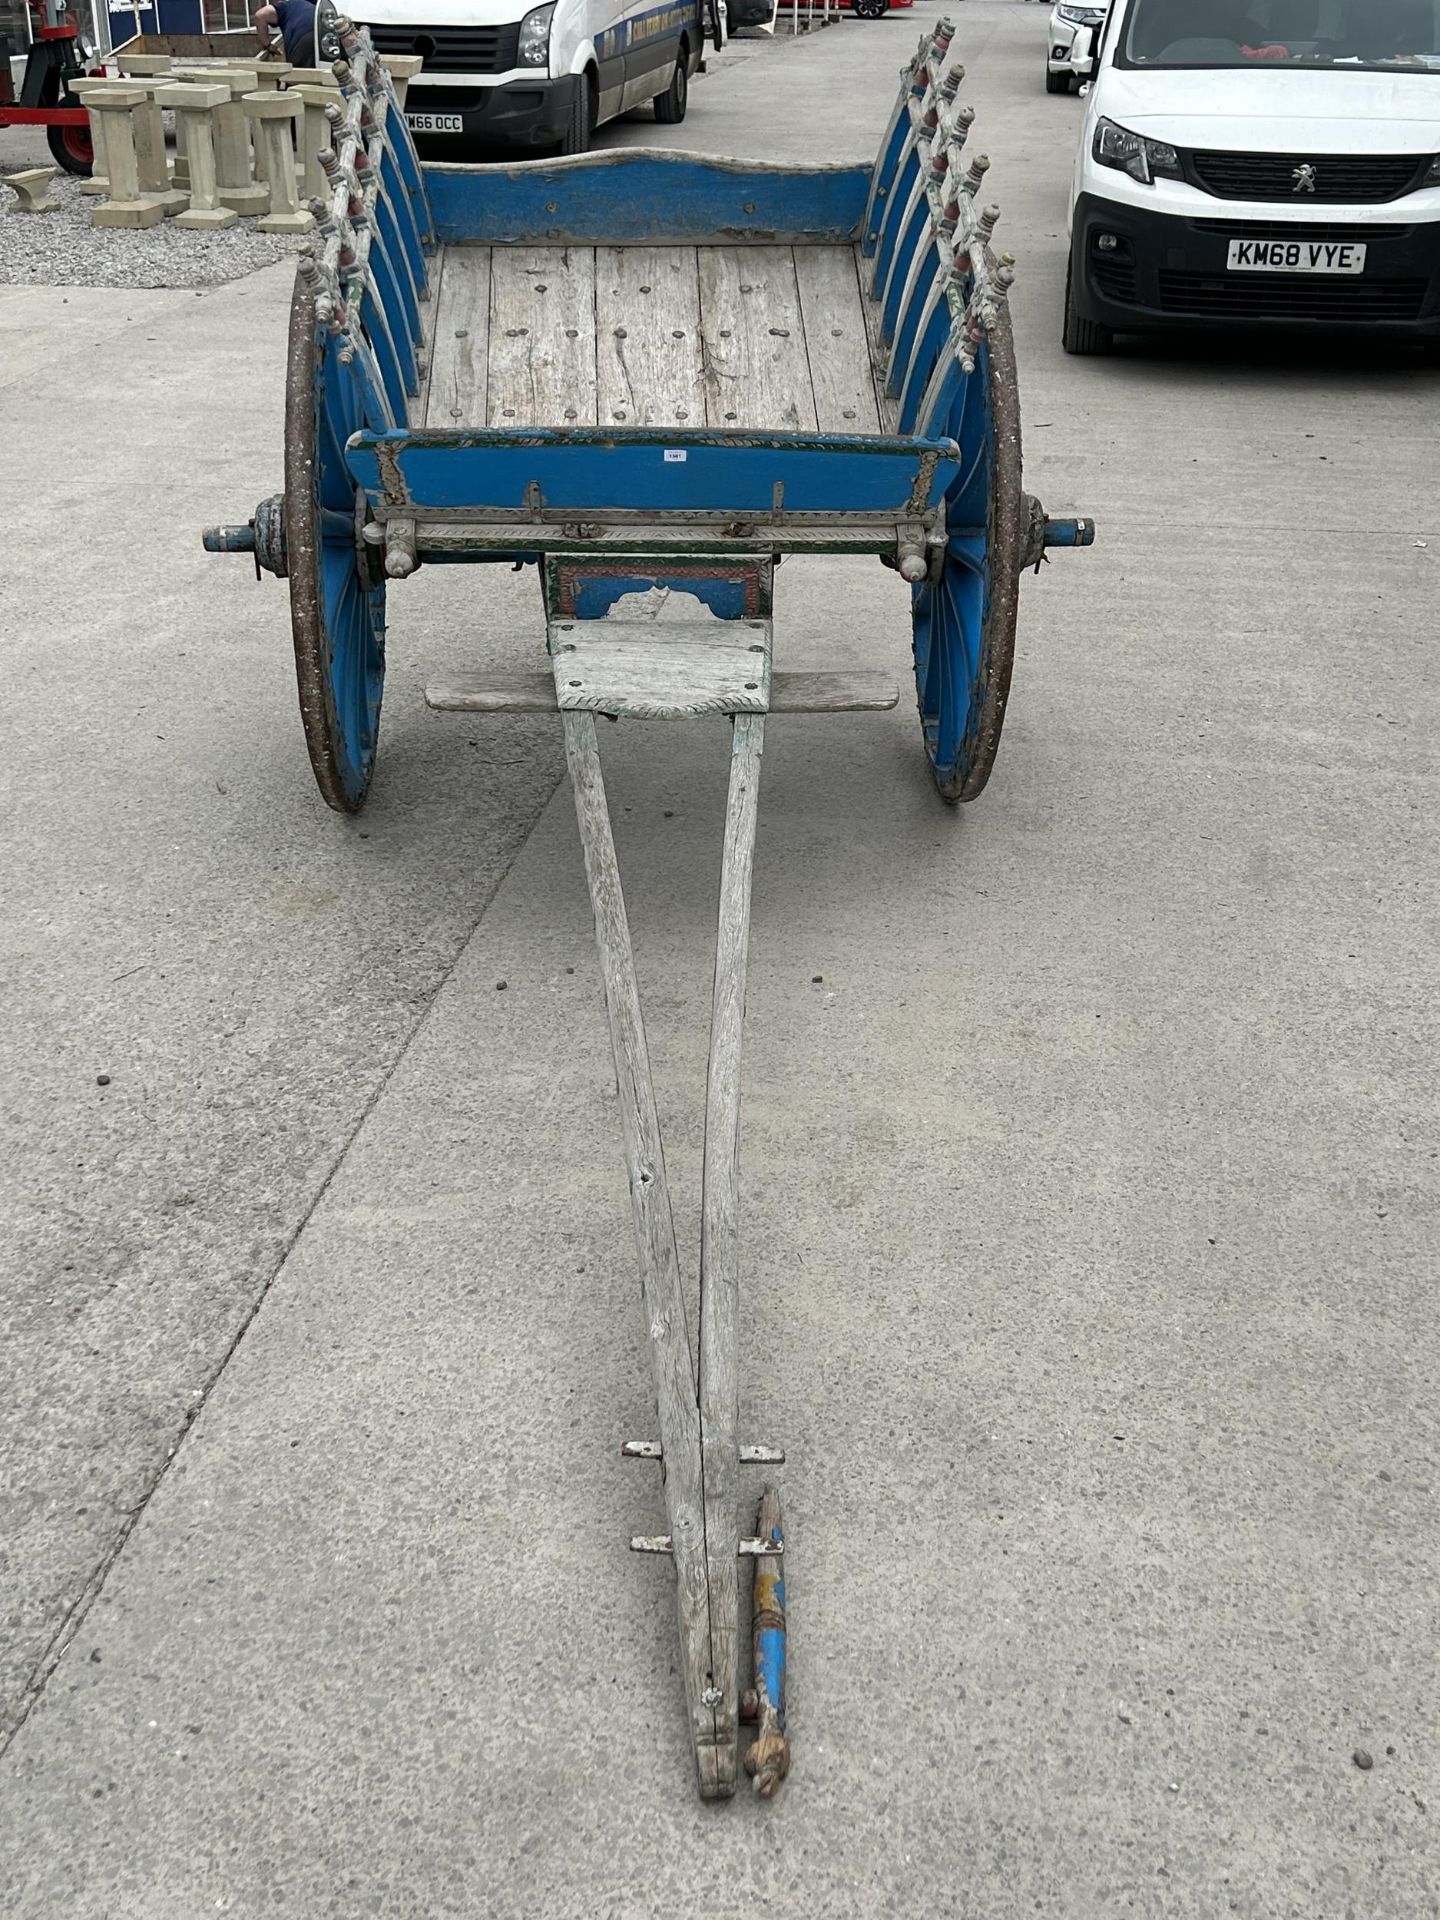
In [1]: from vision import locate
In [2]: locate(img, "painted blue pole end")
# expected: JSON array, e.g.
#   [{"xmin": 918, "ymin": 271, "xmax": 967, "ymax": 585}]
[
  {"xmin": 1042, "ymin": 516, "xmax": 1097, "ymax": 550},
  {"xmin": 202, "ymin": 525, "xmax": 257, "ymax": 554}
]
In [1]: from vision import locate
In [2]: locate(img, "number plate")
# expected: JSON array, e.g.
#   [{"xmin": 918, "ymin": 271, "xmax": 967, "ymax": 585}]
[
  {"xmin": 408, "ymin": 112, "xmax": 463, "ymax": 133},
  {"xmin": 1227, "ymin": 238, "xmax": 1367, "ymax": 275}
]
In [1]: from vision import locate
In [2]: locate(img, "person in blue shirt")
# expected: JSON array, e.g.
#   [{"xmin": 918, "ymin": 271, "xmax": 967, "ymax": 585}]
[{"xmin": 253, "ymin": 0, "xmax": 317, "ymax": 66}]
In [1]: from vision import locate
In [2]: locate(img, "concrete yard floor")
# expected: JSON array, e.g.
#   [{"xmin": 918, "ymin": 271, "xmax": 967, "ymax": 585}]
[{"xmin": 2, "ymin": 3, "xmax": 1438, "ymax": 1913}]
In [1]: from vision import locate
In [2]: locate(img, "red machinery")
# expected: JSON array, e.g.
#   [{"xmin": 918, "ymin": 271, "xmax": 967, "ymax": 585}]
[{"xmin": 0, "ymin": 0, "xmax": 95, "ymax": 175}]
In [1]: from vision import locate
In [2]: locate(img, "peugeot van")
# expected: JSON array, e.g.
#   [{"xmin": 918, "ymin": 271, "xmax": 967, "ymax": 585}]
[
  {"xmin": 1064, "ymin": 0, "xmax": 1440, "ymax": 352},
  {"xmin": 351, "ymin": 0, "xmax": 704, "ymax": 154}
]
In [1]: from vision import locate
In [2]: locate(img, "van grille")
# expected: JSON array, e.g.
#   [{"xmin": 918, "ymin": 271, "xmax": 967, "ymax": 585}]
[
  {"xmin": 1091, "ymin": 256, "xmax": 1138, "ymax": 305},
  {"xmin": 1189, "ymin": 218, "xmax": 1402, "ymax": 244},
  {"xmin": 1189, "ymin": 151, "xmax": 1427, "ymax": 204},
  {"xmin": 364, "ymin": 22, "xmax": 521, "ymax": 73},
  {"xmin": 1157, "ymin": 270, "xmax": 1427, "ymax": 322}
]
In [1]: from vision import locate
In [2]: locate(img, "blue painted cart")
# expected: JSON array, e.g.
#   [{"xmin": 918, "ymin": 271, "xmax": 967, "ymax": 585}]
[{"xmin": 205, "ymin": 12, "xmax": 1091, "ymax": 1801}]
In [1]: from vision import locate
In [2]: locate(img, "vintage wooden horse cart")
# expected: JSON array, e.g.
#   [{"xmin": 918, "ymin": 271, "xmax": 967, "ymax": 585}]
[{"xmin": 204, "ymin": 13, "xmax": 1092, "ymax": 1800}]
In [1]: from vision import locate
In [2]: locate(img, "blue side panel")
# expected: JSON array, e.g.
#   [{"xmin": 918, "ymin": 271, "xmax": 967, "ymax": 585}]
[
  {"xmin": 898, "ymin": 295, "xmax": 952, "ymax": 436},
  {"xmin": 383, "ymin": 103, "xmax": 435, "ymax": 256},
  {"xmin": 860, "ymin": 114, "xmax": 912, "ymax": 258},
  {"xmin": 364, "ymin": 237, "xmax": 418, "ymax": 403},
  {"xmin": 881, "ymin": 195, "xmax": 931, "ymax": 342},
  {"xmin": 888, "ymin": 241, "xmax": 940, "ymax": 404},
  {"xmin": 346, "ymin": 427, "xmax": 959, "ymax": 518},
  {"xmin": 359, "ymin": 280, "xmax": 409, "ymax": 422},
  {"xmin": 870, "ymin": 148, "xmax": 920, "ymax": 302},
  {"xmin": 422, "ymin": 153, "xmax": 872, "ymax": 246},
  {"xmin": 373, "ymin": 175, "xmax": 423, "ymax": 350}
]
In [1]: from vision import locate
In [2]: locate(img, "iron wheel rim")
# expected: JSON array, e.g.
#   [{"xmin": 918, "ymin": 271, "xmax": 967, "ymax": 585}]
[{"xmin": 284, "ymin": 276, "xmax": 387, "ymax": 813}]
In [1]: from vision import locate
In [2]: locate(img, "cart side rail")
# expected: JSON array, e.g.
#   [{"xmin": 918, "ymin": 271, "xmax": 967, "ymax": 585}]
[{"xmin": 423, "ymin": 151, "xmax": 874, "ymax": 247}]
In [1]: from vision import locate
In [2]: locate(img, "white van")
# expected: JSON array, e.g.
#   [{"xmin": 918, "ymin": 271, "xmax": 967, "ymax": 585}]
[
  {"xmin": 351, "ymin": 0, "xmax": 705, "ymax": 154},
  {"xmin": 1064, "ymin": 0, "xmax": 1440, "ymax": 353},
  {"xmin": 1046, "ymin": 1, "xmax": 1111, "ymax": 95}
]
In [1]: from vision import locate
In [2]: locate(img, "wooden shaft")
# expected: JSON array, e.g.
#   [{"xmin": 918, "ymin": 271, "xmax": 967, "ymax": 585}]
[
  {"xmin": 561, "ymin": 712, "xmax": 724, "ymax": 1796},
  {"xmin": 697, "ymin": 711, "xmax": 765, "ymax": 1797}
]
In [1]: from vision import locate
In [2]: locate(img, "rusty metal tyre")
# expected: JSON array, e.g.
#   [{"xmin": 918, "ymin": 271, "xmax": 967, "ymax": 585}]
[
  {"xmin": 909, "ymin": 302, "xmax": 1024, "ymax": 804},
  {"xmin": 284, "ymin": 277, "xmax": 388, "ymax": 813}
]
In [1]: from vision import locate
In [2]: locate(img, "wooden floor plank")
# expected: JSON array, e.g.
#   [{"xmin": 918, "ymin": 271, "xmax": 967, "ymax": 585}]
[
  {"xmin": 415, "ymin": 245, "xmax": 443, "ymax": 426},
  {"xmin": 595, "ymin": 246, "xmax": 706, "ymax": 429},
  {"xmin": 853, "ymin": 241, "xmax": 896, "ymax": 433},
  {"xmin": 696, "ymin": 246, "xmax": 818, "ymax": 433},
  {"xmin": 422, "ymin": 246, "xmax": 490, "ymax": 430},
  {"xmin": 486, "ymin": 246, "xmax": 598, "ymax": 429},
  {"xmin": 793, "ymin": 245, "xmax": 882, "ymax": 436}
]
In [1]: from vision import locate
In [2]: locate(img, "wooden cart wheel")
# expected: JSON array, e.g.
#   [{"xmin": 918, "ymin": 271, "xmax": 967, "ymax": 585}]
[
  {"xmin": 909, "ymin": 304, "xmax": 1024, "ymax": 805},
  {"xmin": 284, "ymin": 276, "xmax": 389, "ymax": 813}
]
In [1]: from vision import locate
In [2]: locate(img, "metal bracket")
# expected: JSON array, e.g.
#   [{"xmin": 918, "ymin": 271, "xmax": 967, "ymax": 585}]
[
  {"xmin": 629, "ymin": 1536, "xmax": 786, "ymax": 1558},
  {"xmin": 622, "ymin": 1442, "xmax": 785, "ymax": 1464}
]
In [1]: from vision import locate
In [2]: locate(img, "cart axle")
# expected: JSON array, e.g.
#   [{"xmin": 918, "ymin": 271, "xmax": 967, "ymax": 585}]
[{"xmin": 202, "ymin": 495, "xmax": 289, "ymax": 579}]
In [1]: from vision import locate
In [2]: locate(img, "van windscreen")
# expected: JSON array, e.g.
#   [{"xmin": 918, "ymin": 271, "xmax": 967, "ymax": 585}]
[{"xmin": 1118, "ymin": 0, "xmax": 1440, "ymax": 70}]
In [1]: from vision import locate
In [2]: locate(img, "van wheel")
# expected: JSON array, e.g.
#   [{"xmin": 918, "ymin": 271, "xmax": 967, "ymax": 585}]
[
  {"xmin": 1045, "ymin": 66, "xmax": 1070, "ymax": 94},
  {"xmin": 1062, "ymin": 257, "xmax": 1113, "ymax": 356},
  {"xmin": 562, "ymin": 73, "xmax": 595, "ymax": 153},
  {"xmin": 654, "ymin": 45, "xmax": 689, "ymax": 123}
]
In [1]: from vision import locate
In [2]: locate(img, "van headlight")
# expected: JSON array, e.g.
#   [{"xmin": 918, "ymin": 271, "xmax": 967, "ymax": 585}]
[
  {"xmin": 1425, "ymin": 154, "xmax": 1440, "ymax": 184},
  {"xmin": 1094, "ymin": 117, "xmax": 1182, "ymax": 186},
  {"xmin": 518, "ymin": 0, "xmax": 556, "ymax": 66},
  {"xmin": 1056, "ymin": 4, "xmax": 1104, "ymax": 21}
]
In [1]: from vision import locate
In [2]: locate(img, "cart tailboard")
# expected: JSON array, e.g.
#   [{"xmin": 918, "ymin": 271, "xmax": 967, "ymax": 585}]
[
  {"xmin": 423, "ymin": 151, "xmax": 874, "ymax": 247},
  {"xmin": 346, "ymin": 427, "xmax": 960, "ymax": 525}
]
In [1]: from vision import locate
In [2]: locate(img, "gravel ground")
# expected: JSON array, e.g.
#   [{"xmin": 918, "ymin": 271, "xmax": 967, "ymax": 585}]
[{"xmin": 0, "ymin": 127, "xmax": 298, "ymax": 289}]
